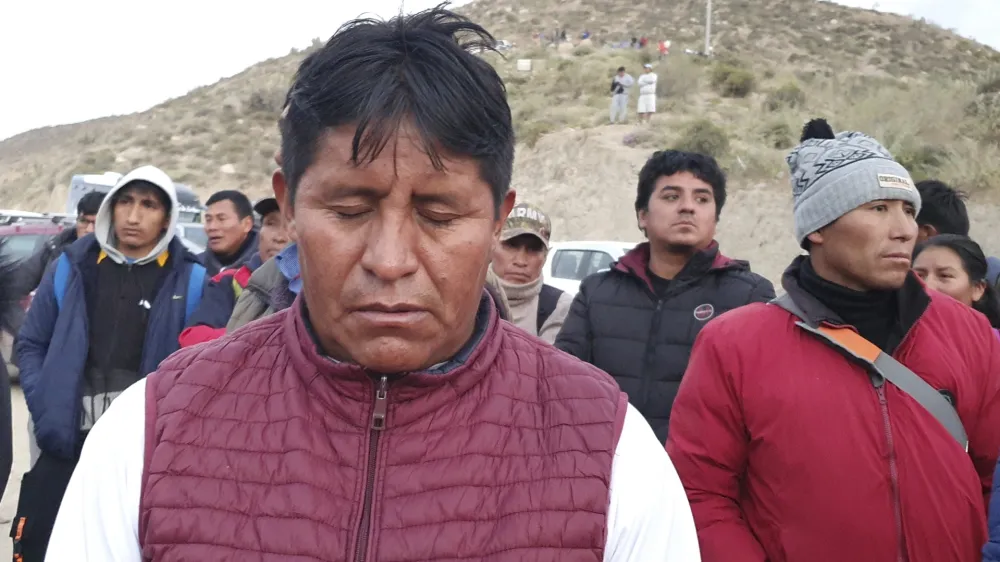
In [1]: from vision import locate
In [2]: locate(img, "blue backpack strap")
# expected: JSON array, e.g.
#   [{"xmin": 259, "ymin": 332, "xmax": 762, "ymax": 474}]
[
  {"xmin": 53, "ymin": 253, "xmax": 71, "ymax": 310},
  {"xmin": 184, "ymin": 264, "xmax": 206, "ymax": 324}
]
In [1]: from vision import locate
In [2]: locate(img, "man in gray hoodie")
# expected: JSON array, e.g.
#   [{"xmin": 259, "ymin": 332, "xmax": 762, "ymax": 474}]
[
  {"xmin": 14, "ymin": 165, "xmax": 206, "ymax": 561},
  {"xmin": 610, "ymin": 66, "xmax": 634, "ymax": 124}
]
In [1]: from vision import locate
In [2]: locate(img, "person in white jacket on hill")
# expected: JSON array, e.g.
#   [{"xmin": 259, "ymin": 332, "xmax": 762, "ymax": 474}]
[{"xmin": 637, "ymin": 64, "xmax": 658, "ymax": 123}]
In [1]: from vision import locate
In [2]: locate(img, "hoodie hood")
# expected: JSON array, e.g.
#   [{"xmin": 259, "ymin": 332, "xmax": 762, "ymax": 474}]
[{"xmin": 94, "ymin": 165, "xmax": 179, "ymax": 265}]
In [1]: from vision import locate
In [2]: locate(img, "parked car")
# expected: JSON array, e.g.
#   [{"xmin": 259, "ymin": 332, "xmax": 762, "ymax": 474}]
[
  {"xmin": 0, "ymin": 222, "xmax": 67, "ymax": 382},
  {"xmin": 542, "ymin": 240, "xmax": 636, "ymax": 295},
  {"xmin": 176, "ymin": 223, "xmax": 207, "ymax": 251}
]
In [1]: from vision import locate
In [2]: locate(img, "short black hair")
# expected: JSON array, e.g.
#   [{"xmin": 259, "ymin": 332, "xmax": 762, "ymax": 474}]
[
  {"xmin": 77, "ymin": 191, "xmax": 105, "ymax": 216},
  {"xmin": 617, "ymin": 66, "xmax": 626, "ymax": 72},
  {"xmin": 113, "ymin": 181, "xmax": 171, "ymax": 214},
  {"xmin": 635, "ymin": 150, "xmax": 727, "ymax": 218},
  {"xmin": 280, "ymin": 4, "xmax": 514, "ymax": 212},
  {"xmin": 915, "ymin": 180, "xmax": 969, "ymax": 236},
  {"xmin": 206, "ymin": 190, "xmax": 253, "ymax": 220}
]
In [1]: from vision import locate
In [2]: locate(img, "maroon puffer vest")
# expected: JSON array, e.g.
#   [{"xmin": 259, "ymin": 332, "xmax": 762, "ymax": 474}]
[{"xmin": 139, "ymin": 298, "xmax": 627, "ymax": 561}]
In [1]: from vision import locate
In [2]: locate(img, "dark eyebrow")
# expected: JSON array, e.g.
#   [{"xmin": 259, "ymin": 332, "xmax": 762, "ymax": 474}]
[
  {"xmin": 412, "ymin": 192, "xmax": 462, "ymax": 207},
  {"xmin": 327, "ymin": 186, "xmax": 384, "ymax": 200},
  {"xmin": 659, "ymin": 185, "xmax": 713, "ymax": 195}
]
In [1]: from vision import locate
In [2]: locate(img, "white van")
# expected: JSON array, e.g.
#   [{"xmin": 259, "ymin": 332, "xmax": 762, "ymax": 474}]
[{"xmin": 543, "ymin": 240, "xmax": 636, "ymax": 295}]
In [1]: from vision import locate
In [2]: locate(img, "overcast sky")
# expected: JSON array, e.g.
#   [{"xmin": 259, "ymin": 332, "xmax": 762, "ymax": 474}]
[{"xmin": 0, "ymin": 0, "xmax": 996, "ymax": 141}]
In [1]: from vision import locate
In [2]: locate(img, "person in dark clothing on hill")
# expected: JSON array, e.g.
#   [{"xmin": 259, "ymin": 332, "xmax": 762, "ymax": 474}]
[
  {"xmin": 555, "ymin": 150, "xmax": 774, "ymax": 443},
  {"xmin": 12, "ymin": 165, "xmax": 206, "ymax": 561},
  {"xmin": 179, "ymin": 196, "xmax": 289, "ymax": 347},
  {"xmin": 666, "ymin": 122, "xmax": 1000, "ymax": 562},
  {"xmin": 17, "ymin": 191, "xmax": 105, "ymax": 294},
  {"xmin": 201, "ymin": 190, "xmax": 258, "ymax": 275}
]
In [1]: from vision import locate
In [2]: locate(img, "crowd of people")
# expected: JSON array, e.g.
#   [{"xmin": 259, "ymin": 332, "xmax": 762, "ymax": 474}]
[{"xmin": 2, "ymin": 6, "xmax": 1000, "ymax": 562}]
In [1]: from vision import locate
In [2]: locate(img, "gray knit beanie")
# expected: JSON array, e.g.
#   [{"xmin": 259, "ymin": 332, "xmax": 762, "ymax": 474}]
[{"xmin": 787, "ymin": 129, "xmax": 920, "ymax": 247}]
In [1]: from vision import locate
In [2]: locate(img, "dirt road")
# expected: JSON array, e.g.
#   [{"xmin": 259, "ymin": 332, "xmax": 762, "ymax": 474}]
[{"xmin": 0, "ymin": 387, "xmax": 30, "ymax": 560}]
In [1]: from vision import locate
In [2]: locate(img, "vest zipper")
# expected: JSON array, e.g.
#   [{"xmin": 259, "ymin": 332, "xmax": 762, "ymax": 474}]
[
  {"xmin": 876, "ymin": 382, "xmax": 907, "ymax": 562},
  {"xmin": 354, "ymin": 375, "xmax": 389, "ymax": 562}
]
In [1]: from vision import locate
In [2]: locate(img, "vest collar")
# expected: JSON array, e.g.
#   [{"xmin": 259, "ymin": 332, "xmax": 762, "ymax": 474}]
[{"xmin": 283, "ymin": 292, "xmax": 502, "ymax": 427}]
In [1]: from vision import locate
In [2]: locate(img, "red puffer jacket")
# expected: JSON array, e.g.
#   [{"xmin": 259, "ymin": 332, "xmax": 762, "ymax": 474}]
[
  {"xmin": 139, "ymin": 297, "xmax": 627, "ymax": 561},
  {"xmin": 666, "ymin": 270, "xmax": 1000, "ymax": 562}
]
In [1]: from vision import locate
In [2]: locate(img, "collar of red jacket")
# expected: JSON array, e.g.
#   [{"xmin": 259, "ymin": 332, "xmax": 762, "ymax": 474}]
[
  {"xmin": 613, "ymin": 240, "xmax": 742, "ymax": 293},
  {"xmin": 282, "ymin": 293, "xmax": 502, "ymax": 419},
  {"xmin": 780, "ymin": 254, "xmax": 929, "ymax": 334}
]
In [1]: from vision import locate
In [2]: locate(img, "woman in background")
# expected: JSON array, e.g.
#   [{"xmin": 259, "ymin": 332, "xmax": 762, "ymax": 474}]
[{"xmin": 912, "ymin": 234, "xmax": 1000, "ymax": 330}]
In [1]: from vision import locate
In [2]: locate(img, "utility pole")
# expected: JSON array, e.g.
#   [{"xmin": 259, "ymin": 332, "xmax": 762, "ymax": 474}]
[{"xmin": 704, "ymin": 0, "xmax": 713, "ymax": 56}]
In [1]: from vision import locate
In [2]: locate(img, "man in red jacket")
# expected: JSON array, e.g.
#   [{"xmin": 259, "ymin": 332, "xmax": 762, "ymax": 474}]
[
  {"xmin": 666, "ymin": 119, "xmax": 1000, "ymax": 562},
  {"xmin": 45, "ymin": 8, "xmax": 700, "ymax": 561}
]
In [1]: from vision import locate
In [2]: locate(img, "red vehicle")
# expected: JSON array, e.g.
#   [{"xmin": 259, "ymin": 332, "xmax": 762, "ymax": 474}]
[{"xmin": 0, "ymin": 222, "xmax": 66, "ymax": 381}]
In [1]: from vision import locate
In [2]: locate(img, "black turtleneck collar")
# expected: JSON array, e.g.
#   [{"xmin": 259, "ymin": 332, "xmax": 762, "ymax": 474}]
[
  {"xmin": 781, "ymin": 255, "xmax": 930, "ymax": 354},
  {"xmin": 797, "ymin": 258, "xmax": 898, "ymax": 350}
]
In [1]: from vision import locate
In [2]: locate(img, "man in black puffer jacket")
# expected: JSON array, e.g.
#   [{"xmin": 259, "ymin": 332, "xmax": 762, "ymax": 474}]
[{"xmin": 555, "ymin": 150, "xmax": 774, "ymax": 443}]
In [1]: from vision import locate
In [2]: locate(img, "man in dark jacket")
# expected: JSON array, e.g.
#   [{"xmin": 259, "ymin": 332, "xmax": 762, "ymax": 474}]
[
  {"xmin": 178, "ymin": 196, "xmax": 289, "ymax": 346},
  {"xmin": 666, "ymin": 125, "xmax": 1000, "ymax": 562},
  {"xmin": 16, "ymin": 191, "xmax": 105, "ymax": 293},
  {"xmin": 200, "ymin": 189, "xmax": 258, "ymax": 276},
  {"xmin": 13, "ymin": 165, "xmax": 206, "ymax": 560},
  {"xmin": 555, "ymin": 150, "xmax": 774, "ymax": 443}
]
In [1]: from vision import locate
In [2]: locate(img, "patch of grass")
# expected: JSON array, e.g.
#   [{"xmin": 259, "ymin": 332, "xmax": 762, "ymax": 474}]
[
  {"xmin": 573, "ymin": 45, "xmax": 594, "ymax": 56},
  {"xmin": 675, "ymin": 119, "xmax": 730, "ymax": 158},
  {"xmin": 763, "ymin": 82, "xmax": 805, "ymax": 111},
  {"xmin": 710, "ymin": 64, "xmax": 756, "ymax": 98},
  {"xmin": 976, "ymin": 72, "xmax": 1000, "ymax": 95},
  {"xmin": 760, "ymin": 121, "xmax": 794, "ymax": 150}
]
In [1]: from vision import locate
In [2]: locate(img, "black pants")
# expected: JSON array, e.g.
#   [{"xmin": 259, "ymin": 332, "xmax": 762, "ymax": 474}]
[{"xmin": 10, "ymin": 447, "xmax": 80, "ymax": 561}]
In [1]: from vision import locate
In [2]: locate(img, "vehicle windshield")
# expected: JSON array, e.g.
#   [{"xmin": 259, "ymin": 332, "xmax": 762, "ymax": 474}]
[
  {"xmin": 179, "ymin": 224, "xmax": 207, "ymax": 248},
  {"xmin": 0, "ymin": 235, "xmax": 45, "ymax": 263}
]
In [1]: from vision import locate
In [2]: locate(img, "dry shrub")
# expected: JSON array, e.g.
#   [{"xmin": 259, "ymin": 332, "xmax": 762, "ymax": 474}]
[
  {"xmin": 659, "ymin": 56, "xmax": 703, "ymax": 99},
  {"xmin": 764, "ymin": 82, "xmax": 805, "ymax": 111},
  {"xmin": 760, "ymin": 121, "xmax": 794, "ymax": 150},
  {"xmin": 675, "ymin": 119, "xmax": 729, "ymax": 158},
  {"xmin": 711, "ymin": 64, "xmax": 756, "ymax": 98},
  {"xmin": 573, "ymin": 45, "xmax": 594, "ymax": 56},
  {"xmin": 977, "ymin": 72, "xmax": 1000, "ymax": 95}
]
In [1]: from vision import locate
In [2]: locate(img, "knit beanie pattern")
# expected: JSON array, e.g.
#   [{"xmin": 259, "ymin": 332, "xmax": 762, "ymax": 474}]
[{"xmin": 787, "ymin": 130, "xmax": 921, "ymax": 247}]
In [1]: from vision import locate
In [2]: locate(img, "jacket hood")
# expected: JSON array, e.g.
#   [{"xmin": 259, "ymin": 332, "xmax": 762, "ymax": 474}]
[{"xmin": 94, "ymin": 165, "xmax": 179, "ymax": 265}]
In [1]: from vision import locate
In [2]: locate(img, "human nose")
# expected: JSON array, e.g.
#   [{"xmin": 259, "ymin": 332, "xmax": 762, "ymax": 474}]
[{"xmin": 359, "ymin": 209, "xmax": 420, "ymax": 282}]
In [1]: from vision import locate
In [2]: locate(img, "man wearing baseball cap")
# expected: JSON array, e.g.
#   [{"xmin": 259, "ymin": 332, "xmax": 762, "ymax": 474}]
[
  {"xmin": 666, "ymin": 120, "xmax": 1000, "ymax": 562},
  {"xmin": 178, "ymin": 196, "xmax": 289, "ymax": 347},
  {"xmin": 490, "ymin": 202, "xmax": 573, "ymax": 343}
]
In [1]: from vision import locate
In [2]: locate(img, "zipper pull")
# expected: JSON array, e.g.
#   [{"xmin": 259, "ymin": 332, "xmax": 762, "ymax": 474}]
[{"xmin": 371, "ymin": 376, "xmax": 389, "ymax": 430}]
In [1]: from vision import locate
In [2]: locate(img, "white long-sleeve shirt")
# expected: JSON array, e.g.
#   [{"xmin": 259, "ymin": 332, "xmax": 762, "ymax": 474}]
[
  {"xmin": 46, "ymin": 379, "xmax": 701, "ymax": 562},
  {"xmin": 638, "ymin": 72, "xmax": 657, "ymax": 96}
]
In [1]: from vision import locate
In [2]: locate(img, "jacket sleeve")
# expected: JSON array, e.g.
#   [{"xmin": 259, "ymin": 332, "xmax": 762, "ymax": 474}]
[
  {"xmin": 538, "ymin": 292, "xmax": 575, "ymax": 345},
  {"xmin": 747, "ymin": 277, "xmax": 776, "ymax": 305},
  {"xmin": 15, "ymin": 262, "xmax": 60, "ymax": 393},
  {"xmin": 970, "ymin": 323, "xmax": 1000, "ymax": 513},
  {"xmin": 554, "ymin": 283, "xmax": 593, "ymax": 361},
  {"xmin": 178, "ymin": 273, "xmax": 237, "ymax": 347},
  {"xmin": 665, "ymin": 325, "xmax": 767, "ymax": 562}
]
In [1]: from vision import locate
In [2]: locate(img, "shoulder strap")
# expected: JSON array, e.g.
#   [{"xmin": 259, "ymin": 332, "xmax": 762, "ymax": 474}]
[
  {"xmin": 184, "ymin": 264, "xmax": 206, "ymax": 325},
  {"xmin": 536, "ymin": 284, "xmax": 564, "ymax": 330},
  {"xmin": 771, "ymin": 294, "xmax": 968, "ymax": 451},
  {"xmin": 53, "ymin": 253, "xmax": 71, "ymax": 310}
]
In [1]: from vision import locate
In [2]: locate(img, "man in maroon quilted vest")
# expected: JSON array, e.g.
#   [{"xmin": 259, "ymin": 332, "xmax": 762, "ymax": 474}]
[{"xmin": 45, "ymin": 8, "xmax": 700, "ymax": 562}]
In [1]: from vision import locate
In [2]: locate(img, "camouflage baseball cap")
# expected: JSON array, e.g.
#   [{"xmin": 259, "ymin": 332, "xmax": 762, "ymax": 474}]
[{"xmin": 501, "ymin": 202, "xmax": 552, "ymax": 248}]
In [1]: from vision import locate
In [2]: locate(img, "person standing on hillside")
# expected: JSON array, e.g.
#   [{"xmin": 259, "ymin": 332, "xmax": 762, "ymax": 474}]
[
  {"xmin": 13, "ymin": 165, "xmax": 206, "ymax": 561},
  {"xmin": 636, "ymin": 64, "xmax": 657, "ymax": 123},
  {"xmin": 555, "ymin": 150, "xmax": 774, "ymax": 444},
  {"xmin": 610, "ymin": 66, "xmax": 634, "ymax": 124},
  {"xmin": 666, "ymin": 123, "xmax": 1000, "ymax": 562},
  {"xmin": 490, "ymin": 202, "xmax": 573, "ymax": 344},
  {"xmin": 178, "ymin": 196, "xmax": 289, "ymax": 346},
  {"xmin": 201, "ymin": 189, "xmax": 258, "ymax": 276},
  {"xmin": 46, "ymin": 8, "xmax": 699, "ymax": 560}
]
